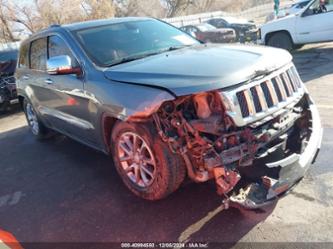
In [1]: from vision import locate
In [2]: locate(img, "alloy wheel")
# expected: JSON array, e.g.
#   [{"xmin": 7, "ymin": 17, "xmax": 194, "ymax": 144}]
[
  {"xmin": 26, "ymin": 103, "xmax": 39, "ymax": 135},
  {"xmin": 117, "ymin": 132, "xmax": 157, "ymax": 188}
]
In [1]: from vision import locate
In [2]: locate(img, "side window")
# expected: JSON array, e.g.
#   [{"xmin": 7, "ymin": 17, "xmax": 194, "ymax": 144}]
[
  {"xmin": 48, "ymin": 35, "xmax": 78, "ymax": 67},
  {"xmin": 19, "ymin": 43, "xmax": 29, "ymax": 68},
  {"xmin": 30, "ymin": 38, "xmax": 47, "ymax": 71},
  {"xmin": 308, "ymin": 0, "xmax": 333, "ymax": 14},
  {"xmin": 218, "ymin": 20, "xmax": 227, "ymax": 28}
]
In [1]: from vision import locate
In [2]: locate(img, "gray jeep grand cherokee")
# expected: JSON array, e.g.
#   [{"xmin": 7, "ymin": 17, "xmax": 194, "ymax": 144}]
[{"xmin": 16, "ymin": 17, "xmax": 322, "ymax": 209}]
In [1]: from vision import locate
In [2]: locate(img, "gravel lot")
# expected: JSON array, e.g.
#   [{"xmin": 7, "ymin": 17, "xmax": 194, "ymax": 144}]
[{"xmin": 0, "ymin": 42, "xmax": 332, "ymax": 247}]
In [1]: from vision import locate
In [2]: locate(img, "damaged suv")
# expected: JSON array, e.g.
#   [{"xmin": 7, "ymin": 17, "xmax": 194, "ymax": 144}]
[{"xmin": 16, "ymin": 18, "xmax": 322, "ymax": 208}]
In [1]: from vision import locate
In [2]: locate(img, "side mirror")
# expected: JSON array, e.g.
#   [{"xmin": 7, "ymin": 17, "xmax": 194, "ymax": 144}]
[{"xmin": 47, "ymin": 55, "xmax": 81, "ymax": 75}]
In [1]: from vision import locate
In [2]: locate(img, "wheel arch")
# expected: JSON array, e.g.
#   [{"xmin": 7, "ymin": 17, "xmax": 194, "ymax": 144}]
[
  {"xmin": 18, "ymin": 95, "xmax": 25, "ymax": 109},
  {"xmin": 101, "ymin": 113, "xmax": 120, "ymax": 154},
  {"xmin": 265, "ymin": 30, "xmax": 294, "ymax": 45}
]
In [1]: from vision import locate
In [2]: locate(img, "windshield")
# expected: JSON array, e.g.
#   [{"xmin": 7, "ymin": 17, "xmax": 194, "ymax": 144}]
[
  {"xmin": 196, "ymin": 23, "xmax": 216, "ymax": 32},
  {"xmin": 0, "ymin": 50, "xmax": 18, "ymax": 63},
  {"xmin": 74, "ymin": 19, "xmax": 199, "ymax": 67}
]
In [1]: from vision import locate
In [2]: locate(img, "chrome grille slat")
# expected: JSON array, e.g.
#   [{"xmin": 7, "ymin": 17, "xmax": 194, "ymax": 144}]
[
  {"xmin": 266, "ymin": 80, "xmax": 279, "ymax": 105},
  {"xmin": 271, "ymin": 77, "xmax": 283, "ymax": 102},
  {"xmin": 281, "ymin": 73, "xmax": 294, "ymax": 95},
  {"xmin": 260, "ymin": 81, "xmax": 274, "ymax": 107},
  {"xmin": 283, "ymin": 72, "xmax": 296, "ymax": 92},
  {"xmin": 236, "ymin": 91, "xmax": 250, "ymax": 117},
  {"xmin": 250, "ymin": 87, "xmax": 262, "ymax": 112},
  {"xmin": 279, "ymin": 74, "xmax": 292, "ymax": 97},
  {"xmin": 275, "ymin": 76, "xmax": 288, "ymax": 100},
  {"xmin": 255, "ymin": 85, "xmax": 268, "ymax": 111},
  {"xmin": 289, "ymin": 67, "xmax": 302, "ymax": 88},
  {"xmin": 243, "ymin": 89, "xmax": 255, "ymax": 116}
]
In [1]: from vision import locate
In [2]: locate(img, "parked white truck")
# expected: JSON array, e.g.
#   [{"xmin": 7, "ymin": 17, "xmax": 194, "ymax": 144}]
[{"xmin": 260, "ymin": 0, "xmax": 333, "ymax": 50}]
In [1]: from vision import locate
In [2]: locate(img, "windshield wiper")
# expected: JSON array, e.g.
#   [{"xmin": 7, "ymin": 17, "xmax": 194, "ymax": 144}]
[{"xmin": 107, "ymin": 45, "xmax": 192, "ymax": 67}]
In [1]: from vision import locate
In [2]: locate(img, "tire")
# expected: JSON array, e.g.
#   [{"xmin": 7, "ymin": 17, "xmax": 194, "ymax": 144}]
[
  {"xmin": 111, "ymin": 121, "xmax": 186, "ymax": 200},
  {"xmin": 0, "ymin": 101, "xmax": 10, "ymax": 113},
  {"xmin": 267, "ymin": 32, "xmax": 293, "ymax": 51},
  {"xmin": 23, "ymin": 99, "xmax": 52, "ymax": 140}
]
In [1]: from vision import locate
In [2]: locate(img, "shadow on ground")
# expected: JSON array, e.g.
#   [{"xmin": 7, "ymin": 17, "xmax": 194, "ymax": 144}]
[
  {"xmin": 293, "ymin": 43, "xmax": 333, "ymax": 83},
  {"xmin": 0, "ymin": 104, "xmax": 21, "ymax": 118},
  {"xmin": 0, "ymin": 126, "xmax": 275, "ymax": 245}
]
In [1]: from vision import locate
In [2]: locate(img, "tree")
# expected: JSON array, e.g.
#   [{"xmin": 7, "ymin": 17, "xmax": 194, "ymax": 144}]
[
  {"xmin": 164, "ymin": 0, "xmax": 193, "ymax": 17},
  {"xmin": 0, "ymin": 0, "xmax": 16, "ymax": 42},
  {"xmin": 0, "ymin": 0, "xmax": 117, "ymax": 41}
]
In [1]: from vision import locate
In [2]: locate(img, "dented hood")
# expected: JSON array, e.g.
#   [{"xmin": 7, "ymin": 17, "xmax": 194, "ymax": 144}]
[{"xmin": 104, "ymin": 44, "xmax": 292, "ymax": 96}]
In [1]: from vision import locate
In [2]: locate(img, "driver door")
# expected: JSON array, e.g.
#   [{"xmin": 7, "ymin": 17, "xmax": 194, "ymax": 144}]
[
  {"xmin": 296, "ymin": 0, "xmax": 333, "ymax": 43},
  {"xmin": 41, "ymin": 35, "xmax": 98, "ymax": 146}
]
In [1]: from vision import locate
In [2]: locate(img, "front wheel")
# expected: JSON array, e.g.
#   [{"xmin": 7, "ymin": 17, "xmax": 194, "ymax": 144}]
[
  {"xmin": 111, "ymin": 121, "xmax": 186, "ymax": 200},
  {"xmin": 267, "ymin": 32, "xmax": 293, "ymax": 51},
  {"xmin": 23, "ymin": 99, "xmax": 52, "ymax": 140}
]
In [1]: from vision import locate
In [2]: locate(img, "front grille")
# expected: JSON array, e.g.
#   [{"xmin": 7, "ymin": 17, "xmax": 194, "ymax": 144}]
[{"xmin": 234, "ymin": 65, "xmax": 303, "ymax": 118}]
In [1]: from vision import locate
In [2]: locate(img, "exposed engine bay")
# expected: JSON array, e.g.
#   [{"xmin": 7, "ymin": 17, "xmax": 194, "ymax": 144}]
[{"xmin": 152, "ymin": 90, "xmax": 312, "ymax": 208}]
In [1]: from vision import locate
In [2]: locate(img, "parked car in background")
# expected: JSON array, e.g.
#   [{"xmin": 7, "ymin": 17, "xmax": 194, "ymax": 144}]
[
  {"xmin": 180, "ymin": 23, "xmax": 236, "ymax": 43},
  {"xmin": 16, "ymin": 17, "xmax": 322, "ymax": 209},
  {"xmin": 260, "ymin": 0, "xmax": 333, "ymax": 50},
  {"xmin": 0, "ymin": 48, "xmax": 18, "ymax": 112},
  {"xmin": 266, "ymin": 0, "xmax": 311, "ymax": 22},
  {"xmin": 206, "ymin": 17, "xmax": 258, "ymax": 43}
]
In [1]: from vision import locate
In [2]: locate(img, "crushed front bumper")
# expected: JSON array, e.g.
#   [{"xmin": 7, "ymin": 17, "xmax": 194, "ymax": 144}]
[{"xmin": 230, "ymin": 99, "xmax": 323, "ymax": 209}]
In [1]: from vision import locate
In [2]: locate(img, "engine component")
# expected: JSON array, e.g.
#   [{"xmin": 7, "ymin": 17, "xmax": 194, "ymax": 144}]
[
  {"xmin": 189, "ymin": 115, "xmax": 224, "ymax": 135},
  {"xmin": 193, "ymin": 92, "xmax": 212, "ymax": 119}
]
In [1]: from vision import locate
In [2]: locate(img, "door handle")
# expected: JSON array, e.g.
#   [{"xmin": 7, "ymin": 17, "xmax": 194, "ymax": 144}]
[
  {"xmin": 44, "ymin": 79, "xmax": 54, "ymax": 84},
  {"xmin": 22, "ymin": 75, "xmax": 29, "ymax": 80}
]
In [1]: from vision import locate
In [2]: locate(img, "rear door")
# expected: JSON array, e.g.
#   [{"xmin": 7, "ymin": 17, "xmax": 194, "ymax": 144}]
[
  {"xmin": 296, "ymin": 0, "xmax": 333, "ymax": 43},
  {"xmin": 28, "ymin": 37, "xmax": 51, "ymax": 114}
]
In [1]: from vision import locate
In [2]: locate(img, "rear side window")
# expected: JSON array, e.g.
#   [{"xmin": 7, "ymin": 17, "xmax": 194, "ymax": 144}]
[
  {"xmin": 30, "ymin": 38, "xmax": 47, "ymax": 71},
  {"xmin": 19, "ymin": 43, "xmax": 29, "ymax": 68},
  {"xmin": 48, "ymin": 35, "xmax": 78, "ymax": 67}
]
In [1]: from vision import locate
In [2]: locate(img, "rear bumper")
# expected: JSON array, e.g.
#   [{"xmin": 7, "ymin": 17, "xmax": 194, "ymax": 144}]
[{"xmin": 230, "ymin": 99, "xmax": 323, "ymax": 209}]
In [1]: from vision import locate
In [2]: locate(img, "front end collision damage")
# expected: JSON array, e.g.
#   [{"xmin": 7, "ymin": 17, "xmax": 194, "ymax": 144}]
[{"xmin": 122, "ymin": 78, "xmax": 322, "ymax": 209}]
